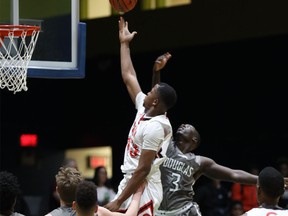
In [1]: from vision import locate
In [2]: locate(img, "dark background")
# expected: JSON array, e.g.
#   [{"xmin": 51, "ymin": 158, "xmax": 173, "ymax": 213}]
[{"xmin": 1, "ymin": 1, "xmax": 288, "ymax": 215}]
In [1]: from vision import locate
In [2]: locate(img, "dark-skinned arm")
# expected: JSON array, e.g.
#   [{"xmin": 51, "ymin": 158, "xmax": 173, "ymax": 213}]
[
  {"xmin": 98, "ymin": 181, "xmax": 146, "ymax": 216},
  {"xmin": 152, "ymin": 52, "xmax": 172, "ymax": 87},
  {"xmin": 197, "ymin": 156, "xmax": 257, "ymax": 185},
  {"xmin": 197, "ymin": 157, "xmax": 288, "ymax": 187},
  {"xmin": 117, "ymin": 149, "xmax": 154, "ymax": 205},
  {"xmin": 119, "ymin": 16, "xmax": 141, "ymax": 104},
  {"xmin": 104, "ymin": 149, "xmax": 155, "ymax": 212}
]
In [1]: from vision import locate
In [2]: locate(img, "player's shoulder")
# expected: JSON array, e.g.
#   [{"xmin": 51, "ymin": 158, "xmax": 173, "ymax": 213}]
[{"xmin": 150, "ymin": 114, "xmax": 172, "ymax": 127}]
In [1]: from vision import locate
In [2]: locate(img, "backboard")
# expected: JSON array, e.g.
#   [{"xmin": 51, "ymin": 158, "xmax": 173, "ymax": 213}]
[{"xmin": 0, "ymin": 0, "xmax": 86, "ymax": 78}]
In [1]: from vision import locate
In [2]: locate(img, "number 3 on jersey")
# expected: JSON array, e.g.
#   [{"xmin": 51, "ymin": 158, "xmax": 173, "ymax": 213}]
[{"xmin": 170, "ymin": 173, "xmax": 181, "ymax": 192}]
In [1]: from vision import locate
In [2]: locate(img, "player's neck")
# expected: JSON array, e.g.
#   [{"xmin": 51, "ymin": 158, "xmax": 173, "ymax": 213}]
[{"xmin": 145, "ymin": 107, "xmax": 166, "ymax": 117}]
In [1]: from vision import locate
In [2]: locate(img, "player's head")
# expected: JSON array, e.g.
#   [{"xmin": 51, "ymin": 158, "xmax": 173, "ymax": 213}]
[
  {"xmin": 55, "ymin": 166, "xmax": 84, "ymax": 205},
  {"xmin": 0, "ymin": 171, "xmax": 21, "ymax": 213},
  {"xmin": 156, "ymin": 82, "xmax": 177, "ymax": 110},
  {"xmin": 73, "ymin": 180, "xmax": 98, "ymax": 215},
  {"xmin": 144, "ymin": 82, "xmax": 177, "ymax": 112},
  {"xmin": 174, "ymin": 124, "xmax": 201, "ymax": 153},
  {"xmin": 257, "ymin": 166, "xmax": 285, "ymax": 202}
]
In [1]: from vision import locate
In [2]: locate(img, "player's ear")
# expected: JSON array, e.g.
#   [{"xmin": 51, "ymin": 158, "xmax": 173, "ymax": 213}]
[
  {"xmin": 192, "ymin": 137, "xmax": 198, "ymax": 143},
  {"xmin": 153, "ymin": 98, "xmax": 159, "ymax": 105}
]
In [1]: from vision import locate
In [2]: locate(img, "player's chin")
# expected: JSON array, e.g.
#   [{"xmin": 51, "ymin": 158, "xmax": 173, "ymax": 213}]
[
  {"xmin": 175, "ymin": 129, "xmax": 184, "ymax": 136},
  {"xmin": 143, "ymin": 101, "xmax": 152, "ymax": 111},
  {"xmin": 176, "ymin": 126, "xmax": 185, "ymax": 133}
]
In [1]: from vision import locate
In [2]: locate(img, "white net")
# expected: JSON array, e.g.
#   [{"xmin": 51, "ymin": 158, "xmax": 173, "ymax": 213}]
[{"xmin": 0, "ymin": 25, "xmax": 40, "ymax": 93}]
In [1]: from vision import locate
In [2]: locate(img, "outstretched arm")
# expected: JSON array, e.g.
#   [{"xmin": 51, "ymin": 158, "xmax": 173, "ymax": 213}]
[
  {"xmin": 121, "ymin": 181, "xmax": 145, "ymax": 216},
  {"xmin": 119, "ymin": 16, "xmax": 141, "ymax": 104},
  {"xmin": 198, "ymin": 157, "xmax": 288, "ymax": 189},
  {"xmin": 104, "ymin": 149, "xmax": 155, "ymax": 212},
  {"xmin": 152, "ymin": 52, "xmax": 172, "ymax": 87},
  {"xmin": 99, "ymin": 182, "xmax": 146, "ymax": 216},
  {"xmin": 197, "ymin": 156, "xmax": 258, "ymax": 184}
]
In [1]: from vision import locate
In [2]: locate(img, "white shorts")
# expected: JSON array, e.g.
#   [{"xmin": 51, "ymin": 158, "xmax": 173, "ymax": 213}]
[{"xmin": 115, "ymin": 173, "xmax": 163, "ymax": 216}]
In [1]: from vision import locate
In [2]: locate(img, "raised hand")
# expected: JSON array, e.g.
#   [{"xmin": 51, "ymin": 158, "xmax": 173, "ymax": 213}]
[
  {"xmin": 119, "ymin": 16, "xmax": 137, "ymax": 44},
  {"xmin": 152, "ymin": 52, "xmax": 172, "ymax": 87},
  {"xmin": 153, "ymin": 52, "xmax": 172, "ymax": 72}
]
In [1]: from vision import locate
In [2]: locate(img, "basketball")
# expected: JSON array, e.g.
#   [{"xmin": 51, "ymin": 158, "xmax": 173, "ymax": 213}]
[{"xmin": 109, "ymin": 0, "xmax": 138, "ymax": 13}]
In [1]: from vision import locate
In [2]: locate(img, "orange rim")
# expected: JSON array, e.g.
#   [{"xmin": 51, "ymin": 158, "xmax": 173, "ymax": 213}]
[{"xmin": 0, "ymin": 25, "xmax": 40, "ymax": 37}]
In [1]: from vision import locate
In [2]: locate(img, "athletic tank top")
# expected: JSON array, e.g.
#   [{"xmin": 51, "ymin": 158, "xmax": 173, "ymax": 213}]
[
  {"xmin": 157, "ymin": 141, "xmax": 201, "ymax": 211},
  {"xmin": 49, "ymin": 206, "xmax": 76, "ymax": 216}
]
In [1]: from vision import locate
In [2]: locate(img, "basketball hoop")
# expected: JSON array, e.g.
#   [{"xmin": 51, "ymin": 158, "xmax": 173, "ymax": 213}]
[{"xmin": 0, "ymin": 25, "xmax": 40, "ymax": 93}]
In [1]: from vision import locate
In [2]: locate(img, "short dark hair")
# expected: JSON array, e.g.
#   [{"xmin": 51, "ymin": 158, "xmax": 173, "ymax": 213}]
[
  {"xmin": 258, "ymin": 166, "xmax": 284, "ymax": 198},
  {"xmin": 0, "ymin": 171, "xmax": 20, "ymax": 212},
  {"xmin": 157, "ymin": 82, "xmax": 177, "ymax": 110},
  {"xmin": 76, "ymin": 181, "xmax": 98, "ymax": 212}
]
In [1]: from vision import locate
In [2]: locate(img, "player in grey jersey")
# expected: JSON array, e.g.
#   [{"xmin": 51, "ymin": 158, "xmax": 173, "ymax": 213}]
[
  {"xmin": 151, "ymin": 54, "xmax": 288, "ymax": 216},
  {"xmin": 151, "ymin": 54, "xmax": 256, "ymax": 216},
  {"xmin": 155, "ymin": 123, "xmax": 260, "ymax": 216}
]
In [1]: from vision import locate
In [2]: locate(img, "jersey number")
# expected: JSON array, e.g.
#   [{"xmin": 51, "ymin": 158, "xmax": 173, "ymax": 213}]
[
  {"xmin": 127, "ymin": 138, "xmax": 139, "ymax": 157},
  {"xmin": 170, "ymin": 173, "xmax": 181, "ymax": 192}
]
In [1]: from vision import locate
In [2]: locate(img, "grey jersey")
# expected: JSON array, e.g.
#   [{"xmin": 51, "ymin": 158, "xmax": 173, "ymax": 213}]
[
  {"xmin": 49, "ymin": 206, "xmax": 76, "ymax": 216},
  {"xmin": 156, "ymin": 141, "xmax": 201, "ymax": 215}
]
